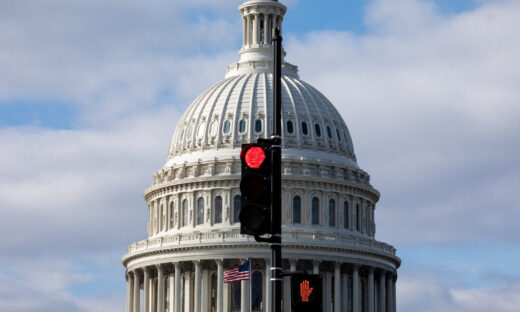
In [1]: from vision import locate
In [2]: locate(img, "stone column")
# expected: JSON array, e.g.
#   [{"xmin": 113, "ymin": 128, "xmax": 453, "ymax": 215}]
[
  {"xmin": 386, "ymin": 274, "xmax": 393, "ymax": 312},
  {"xmin": 241, "ymin": 278, "xmax": 249, "ymax": 312},
  {"xmin": 223, "ymin": 281, "xmax": 230, "ymax": 312},
  {"xmin": 368, "ymin": 268, "xmax": 375, "ymax": 312},
  {"xmin": 393, "ymin": 276, "xmax": 397, "ymax": 312},
  {"xmin": 184, "ymin": 271, "xmax": 192, "ymax": 312},
  {"xmin": 157, "ymin": 265, "xmax": 165, "ymax": 312},
  {"xmin": 247, "ymin": 15, "xmax": 252, "ymax": 46},
  {"xmin": 127, "ymin": 272, "xmax": 134, "ymax": 312},
  {"xmin": 289, "ymin": 259, "xmax": 297, "ymax": 273},
  {"xmin": 252, "ymin": 15, "xmax": 258, "ymax": 45},
  {"xmin": 265, "ymin": 14, "xmax": 271, "ymax": 44},
  {"xmin": 175, "ymin": 263, "xmax": 182, "ymax": 312},
  {"xmin": 379, "ymin": 272, "xmax": 386, "ymax": 312},
  {"xmin": 143, "ymin": 268, "xmax": 150, "ymax": 312},
  {"xmin": 243, "ymin": 16, "xmax": 247, "ymax": 47},
  {"xmin": 352, "ymin": 265, "xmax": 360, "ymax": 312},
  {"xmin": 166, "ymin": 197, "xmax": 171, "ymax": 232},
  {"xmin": 152, "ymin": 278, "xmax": 157, "ymax": 312},
  {"xmin": 169, "ymin": 274, "xmax": 175, "ymax": 312},
  {"xmin": 313, "ymin": 261, "xmax": 320, "ymax": 274},
  {"xmin": 284, "ymin": 259, "xmax": 297, "ymax": 312},
  {"xmin": 176, "ymin": 194, "xmax": 181, "ymax": 230},
  {"xmin": 334, "ymin": 263, "xmax": 341, "ymax": 312},
  {"xmin": 323, "ymin": 271, "xmax": 332, "ymax": 312},
  {"xmin": 216, "ymin": 260, "xmax": 224, "ymax": 312},
  {"xmin": 264, "ymin": 258, "xmax": 271, "ymax": 312},
  {"xmin": 194, "ymin": 261, "xmax": 202, "ymax": 312},
  {"xmin": 342, "ymin": 273, "xmax": 348, "ymax": 312},
  {"xmin": 134, "ymin": 271, "xmax": 141, "ymax": 312},
  {"xmin": 148, "ymin": 204, "xmax": 152, "ymax": 236},
  {"xmin": 202, "ymin": 269, "xmax": 210, "ymax": 312}
]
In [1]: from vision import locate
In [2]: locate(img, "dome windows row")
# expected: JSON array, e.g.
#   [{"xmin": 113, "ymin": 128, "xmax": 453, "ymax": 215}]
[
  {"xmin": 148, "ymin": 191, "xmax": 375, "ymax": 237},
  {"xmin": 177, "ymin": 116, "xmax": 352, "ymax": 156},
  {"xmin": 286, "ymin": 119, "xmax": 346, "ymax": 142},
  {"xmin": 180, "ymin": 118, "xmax": 264, "ymax": 141}
]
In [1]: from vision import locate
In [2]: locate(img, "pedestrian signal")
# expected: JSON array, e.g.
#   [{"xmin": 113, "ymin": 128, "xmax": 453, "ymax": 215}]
[{"xmin": 291, "ymin": 274, "xmax": 322, "ymax": 312}]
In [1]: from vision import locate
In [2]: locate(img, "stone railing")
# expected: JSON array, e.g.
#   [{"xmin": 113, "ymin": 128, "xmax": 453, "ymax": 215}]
[{"xmin": 126, "ymin": 229, "xmax": 396, "ymax": 257}]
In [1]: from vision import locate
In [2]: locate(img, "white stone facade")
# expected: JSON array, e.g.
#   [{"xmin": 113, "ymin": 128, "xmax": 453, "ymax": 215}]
[{"xmin": 122, "ymin": 1, "xmax": 400, "ymax": 311}]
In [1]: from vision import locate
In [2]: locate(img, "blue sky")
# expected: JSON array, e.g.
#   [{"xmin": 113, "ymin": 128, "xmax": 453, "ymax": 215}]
[{"xmin": 0, "ymin": 0, "xmax": 519, "ymax": 311}]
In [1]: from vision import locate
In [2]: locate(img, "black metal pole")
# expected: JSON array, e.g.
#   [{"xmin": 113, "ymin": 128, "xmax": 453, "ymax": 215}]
[{"xmin": 271, "ymin": 28, "xmax": 282, "ymax": 312}]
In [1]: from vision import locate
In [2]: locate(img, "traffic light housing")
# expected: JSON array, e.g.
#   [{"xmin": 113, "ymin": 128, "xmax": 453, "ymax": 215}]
[
  {"xmin": 291, "ymin": 274, "xmax": 322, "ymax": 312},
  {"xmin": 239, "ymin": 139, "xmax": 272, "ymax": 237}
]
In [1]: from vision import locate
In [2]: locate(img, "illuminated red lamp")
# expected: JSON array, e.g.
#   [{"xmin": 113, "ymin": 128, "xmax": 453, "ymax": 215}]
[{"xmin": 244, "ymin": 146, "xmax": 265, "ymax": 169}]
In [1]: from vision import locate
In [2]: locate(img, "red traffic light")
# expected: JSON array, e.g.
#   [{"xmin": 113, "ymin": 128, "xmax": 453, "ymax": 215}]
[{"xmin": 244, "ymin": 146, "xmax": 266, "ymax": 169}]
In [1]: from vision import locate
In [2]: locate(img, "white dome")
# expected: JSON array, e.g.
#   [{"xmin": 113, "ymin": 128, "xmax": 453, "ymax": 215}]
[
  {"xmin": 167, "ymin": 67, "xmax": 358, "ymax": 171},
  {"xmin": 123, "ymin": 2, "xmax": 399, "ymax": 311}
]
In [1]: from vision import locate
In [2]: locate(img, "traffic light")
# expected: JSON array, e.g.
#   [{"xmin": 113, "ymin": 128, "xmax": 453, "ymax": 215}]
[
  {"xmin": 291, "ymin": 274, "xmax": 322, "ymax": 312},
  {"xmin": 239, "ymin": 139, "xmax": 272, "ymax": 237}
]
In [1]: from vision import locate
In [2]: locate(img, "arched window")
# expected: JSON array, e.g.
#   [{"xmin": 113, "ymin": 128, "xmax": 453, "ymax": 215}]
[
  {"xmin": 231, "ymin": 281, "xmax": 241, "ymax": 310},
  {"xmin": 234, "ymin": 195, "xmax": 241, "ymax": 223},
  {"xmin": 344, "ymin": 201, "xmax": 349, "ymax": 229},
  {"xmin": 315, "ymin": 124, "xmax": 321, "ymax": 137},
  {"xmin": 286, "ymin": 120, "xmax": 294, "ymax": 134},
  {"xmin": 356, "ymin": 204, "xmax": 360, "ymax": 231},
  {"xmin": 302, "ymin": 122, "xmax": 308, "ymax": 135},
  {"xmin": 223, "ymin": 120, "xmax": 231, "ymax": 134},
  {"xmin": 215, "ymin": 196, "xmax": 223, "ymax": 224},
  {"xmin": 209, "ymin": 120, "xmax": 218, "ymax": 136},
  {"xmin": 293, "ymin": 196, "xmax": 301, "ymax": 224},
  {"xmin": 197, "ymin": 197, "xmax": 204, "ymax": 225},
  {"xmin": 336, "ymin": 128, "xmax": 341, "ymax": 141},
  {"xmin": 312, "ymin": 197, "xmax": 319, "ymax": 225},
  {"xmin": 183, "ymin": 199, "xmax": 189, "ymax": 227},
  {"xmin": 197, "ymin": 124, "xmax": 205, "ymax": 138},
  {"xmin": 329, "ymin": 199, "xmax": 335, "ymax": 227},
  {"xmin": 252, "ymin": 272, "xmax": 263, "ymax": 310},
  {"xmin": 187, "ymin": 125, "xmax": 194, "ymax": 140},
  {"xmin": 255, "ymin": 119, "xmax": 262, "ymax": 133},
  {"xmin": 239, "ymin": 119, "xmax": 246, "ymax": 133},
  {"xmin": 327, "ymin": 126, "xmax": 332, "ymax": 139}
]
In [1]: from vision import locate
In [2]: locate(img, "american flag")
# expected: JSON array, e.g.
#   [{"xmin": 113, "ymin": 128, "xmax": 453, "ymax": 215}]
[{"xmin": 224, "ymin": 261, "xmax": 250, "ymax": 283}]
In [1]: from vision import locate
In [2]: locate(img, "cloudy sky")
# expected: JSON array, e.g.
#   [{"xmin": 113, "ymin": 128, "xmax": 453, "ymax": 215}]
[{"xmin": 0, "ymin": 0, "xmax": 519, "ymax": 311}]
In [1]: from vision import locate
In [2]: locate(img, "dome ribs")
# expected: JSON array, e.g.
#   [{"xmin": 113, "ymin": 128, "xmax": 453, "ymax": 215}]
[
  {"xmin": 283, "ymin": 76, "xmax": 316, "ymax": 151},
  {"xmin": 280, "ymin": 75, "xmax": 302, "ymax": 149},
  {"xmin": 246, "ymin": 73, "xmax": 259, "ymax": 144},
  {"xmin": 201, "ymin": 76, "xmax": 240, "ymax": 150},
  {"xmin": 169, "ymin": 82, "xmax": 216, "ymax": 156},
  {"xmin": 215, "ymin": 74, "xmax": 247, "ymax": 150},
  {"xmin": 178, "ymin": 78, "xmax": 227, "ymax": 153},
  {"xmin": 261, "ymin": 73, "xmax": 270, "ymax": 139},
  {"xmin": 230, "ymin": 74, "xmax": 253, "ymax": 148}
]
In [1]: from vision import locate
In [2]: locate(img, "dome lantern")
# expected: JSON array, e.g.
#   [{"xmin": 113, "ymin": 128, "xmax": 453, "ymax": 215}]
[{"xmin": 238, "ymin": 0, "xmax": 287, "ymax": 63}]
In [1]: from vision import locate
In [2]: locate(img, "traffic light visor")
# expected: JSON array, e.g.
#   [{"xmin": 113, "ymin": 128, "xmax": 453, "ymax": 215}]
[{"xmin": 244, "ymin": 146, "xmax": 265, "ymax": 169}]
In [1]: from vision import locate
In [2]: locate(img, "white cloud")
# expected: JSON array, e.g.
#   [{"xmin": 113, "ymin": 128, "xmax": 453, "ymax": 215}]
[
  {"xmin": 285, "ymin": 0, "xmax": 520, "ymax": 244},
  {"xmin": 1, "ymin": 0, "xmax": 519, "ymax": 310},
  {"xmin": 398, "ymin": 268, "xmax": 520, "ymax": 312},
  {"xmin": 0, "ymin": 0, "xmax": 240, "ymax": 125}
]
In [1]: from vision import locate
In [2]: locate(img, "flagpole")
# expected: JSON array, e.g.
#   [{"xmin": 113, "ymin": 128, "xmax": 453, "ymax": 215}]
[{"xmin": 249, "ymin": 259, "xmax": 252, "ymax": 312}]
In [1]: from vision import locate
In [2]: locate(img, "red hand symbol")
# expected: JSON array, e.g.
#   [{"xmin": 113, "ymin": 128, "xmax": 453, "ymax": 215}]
[{"xmin": 300, "ymin": 280, "xmax": 313, "ymax": 302}]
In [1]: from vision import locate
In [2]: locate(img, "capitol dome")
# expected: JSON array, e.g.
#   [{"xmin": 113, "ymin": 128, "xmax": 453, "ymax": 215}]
[{"xmin": 123, "ymin": 1, "xmax": 400, "ymax": 312}]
